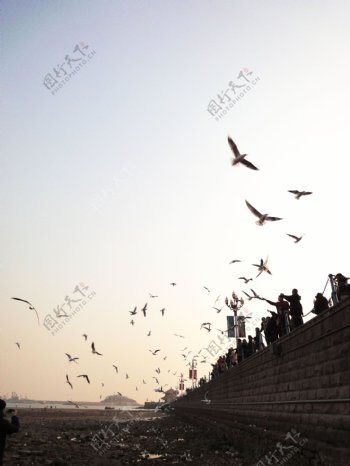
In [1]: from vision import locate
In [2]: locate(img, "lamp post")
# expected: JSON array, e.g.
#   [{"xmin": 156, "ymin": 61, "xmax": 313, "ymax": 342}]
[
  {"xmin": 189, "ymin": 357, "xmax": 197, "ymax": 389},
  {"xmin": 225, "ymin": 291, "xmax": 245, "ymax": 361}
]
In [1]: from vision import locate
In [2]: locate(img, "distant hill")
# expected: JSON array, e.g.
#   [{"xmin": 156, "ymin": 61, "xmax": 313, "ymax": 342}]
[{"xmin": 100, "ymin": 394, "xmax": 140, "ymax": 406}]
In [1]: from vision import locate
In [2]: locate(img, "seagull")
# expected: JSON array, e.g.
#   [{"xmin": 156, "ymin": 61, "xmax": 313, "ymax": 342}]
[
  {"xmin": 203, "ymin": 286, "xmax": 210, "ymax": 293},
  {"xmin": 143, "ymin": 379, "xmax": 146, "ymax": 384},
  {"xmin": 170, "ymin": 282, "xmax": 177, "ymax": 286},
  {"xmin": 250, "ymin": 288, "xmax": 262, "ymax": 300},
  {"xmin": 136, "ymin": 386, "xmax": 138, "ymax": 391},
  {"xmin": 173, "ymin": 334, "xmax": 184, "ymax": 338},
  {"xmin": 181, "ymin": 347, "xmax": 188, "ymax": 351},
  {"xmin": 82, "ymin": 334, "xmax": 88, "ymax": 341},
  {"xmin": 91, "ymin": 342, "xmax": 102, "ymax": 356},
  {"xmin": 200, "ymin": 322, "xmax": 212, "ymax": 329},
  {"xmin": 129, "ymin": 307, "xmax": 137, "ymax": 315},
  {"xmin": 228, "ymin": 136, "xmax": 259, "ymax": 170},
  {"xmin": 287, "ymin": 234, "xmax": 303, "ymax": 243},
  {"xmin": 155, "ymin": 368, "xmax": 161, "ymax": 374},
  {"xmin": 101, "ymin": 383, "xmax": 104, "ymax": 387},
  {"xmin": 67, "ymin": 400, "xmax": 80, "ymax": 408},
  {"xmin": 229, "ymin": 259, "xmax": 241, "ymax": 264},
  {"xmin": 201, "ymin": 323, "xmax": 212, "ymax": 332},
  {"xmin": 65, "ymin": 353, "xmax": 79, "ymax": 363},
  {"xmin": 147, "ymin": 330, "xmax": 151, "ymax": 336},
  {"xmin": 288, "ymin": 190, "xmax": 312, "ymax": 200},
  {"xmin": 212, "ymin": 306, "xmax": 223, "ymax": 313},
  {"xmin": 11, "ymin": 297, "xmax": 40, "ymax": 325},
  {"xmin": 152, "ymin": 377, "xmax": 159, "ymax": 384},
  {"xmin": 242, "ymin": 291, "xmax": 254, "ymax": 301},
  {"xmin": 66, "ymin": 375, "xmax": 73, "ymax": 389},
  {"xmin": 77, "ymin": 374, "xmax": 90, "ymax": 384},
  {"xmin": 245, "ymin": 200, "xmax": 282, "ymax": 226},
  {"xmin": 15, "ymin": 342, "xmax": 20, "ymax": 349},
  {"xmin": 160, "ymin": 308, "xmax": 165, "ymax": 316},
  {"xmin": 117, "ymin": 392, "xmax": 122, "ymax": 396},
  {"xmin": 113, "ymin": 365, "xmax": 118, "ymax": 373},
  {"xmin": 201, "ymin": 391, "xmax": 211, "ymax": 404},
  {"xmin": 126, "ymin": 373, "xmax": 129, "ymax": 379},
  {"xmin": 252, "ymin": 257, "xmax": 272, "ymax": 277},
  {"xmin": 149, "ymin": 294, "xmax": 158, "ymax": 298},
  {"xmin": 238, "ymin": 277, "xmax": 253, "ymax": 284},
  {"xmin": 214, "ymin": 295, "xmax": 221, "ymax": 304},
  {"xmin": 149, "ymin": 349, "xmax": 161, "ymax": 355},
  {"xmin": 163, "ymin": 356, "xmax": 167, "ymax": 360},
  {"xmin": 172, "ymin": 371, "xmax": 177, "ymax": 376},
  {"xmin": 141, "ymin": 303, "xmax": 148, "ymax": 317}
]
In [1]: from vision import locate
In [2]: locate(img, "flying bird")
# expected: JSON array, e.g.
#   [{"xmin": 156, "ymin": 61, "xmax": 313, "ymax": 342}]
[
  {"xmin": 82, "ymin": 334, "xmax": 88, "ymax": 341},
  {"xmin": 238, "ymin": 277, "xmax": 253, "ymax": 284},
  {"xmin": 155, "ymin": 368, "xmax": 161, "ymax": 374},
  {"xmin": 15, "ymin": 342, "xmax": 20, "ymax": 350},
  {"xmin": 113, "ymin": 365, "xmax": 118, "ymax": 373},
  {"xmin": 77, "ymin": 374, "xmax": 90, "ymax": 384},
  {"xmin": 149, "ymin": 349, "xmax": 161, "ymax": 355},
  {"xmin": 203, "ymin": 286, "xmax": 210, "ymax": 293},
  {"xmin": 200, "ymin": 322, "xmax": 212, "ymax": 329},
  {"xmin": 67, "ymin": 400, "xmax": 80, "ymax": 408},
  {"xmin": 201, "ymin": 391, "xmax": 211, "ymax": 404},
  {"xmin": 173, "ymin": 334, "xmax": 184, "ymax": 338},
  {"xmin": 147, "ymin": 330, "xmax": 151, "ymax": 336},
  {"xmin": 11, "ymin": 297, "xmax": 40, "ymax": 325},
  {"xmin": 117, "ymin": 392, "xmax": 122, "ymax": 396},
  {"xmin": 160, "ymin": 308, "xmax": 165, "ymax": 316},
  {"xmin": 149, "ymin": 294, "xmax": 158, "ymax": 298},
  {"xmin": 200, "ymin": 323, "xmax": 212, "ymax": 332},
  {"xmin": 229, "ymin": 259, "xmax": 241, "ymax": 264},
  {"xmin": 66, "ymin": 375, "xmax": 73, "ymax": 389},
  {"xmin": 287, "ymin": 234, "xmax": 303, "ymax": 243},
  {"xmin": 228, "ymin": 136, "xmax": 259, "ymax": 170},
  {"xmin": 214, "ymin": 295, "xmax": 221, "ymax": 304},
  {"xmin": 252, "ymin": 257, "xmax": 272, "ymax": 277},
  {"xmin": 242, "ymin": 291, "xmax": 254, "ymax": 301},
  {"xmin": 163, "ymin": 356, "xmax": 167, "ymax": 360},
  {"xmin": 65, "ymin": 353, "xmax": 79, "ymax": 363},
  {"xmin": 245, "ymin": 200, "xmax": 282, "ymax": 226},
  {"xmin": 143, "ymin": 379, "xmax": 146, "ymax": 384},
  {"xmin": 288, "ymin": 190, "xmax": 312, "ymax": 200},
  {"xmin": 212, "ymin": 306, "xmax": 223, "ymax": 313},
  {"xmin": 91, "ymin": 342, "xmax": 102, "ymax": 356},
  {"xmin": 130, "ymin": 319, "xmax": 135, "ymax": 326},
  {"xmin": 250, "ymin": 288, "xmax": 262, "ymax": 300},
  {"xmin": 125, "ymin": 373, "xmax": 129, "ymax": 379},
  {"xmin": 170, "ymin": 282, "xmax": 177, "ymax": 286},
  {"xmin": 152, "ymin": 377, "xmax": 159, "ymax": 384},
  {"xmin": 141, "ymin": 303, "xmax": 148, "ymax": 317},
  {"xmin": 129, "ymin": 307, "xmax": 137, "ymax": 315}
]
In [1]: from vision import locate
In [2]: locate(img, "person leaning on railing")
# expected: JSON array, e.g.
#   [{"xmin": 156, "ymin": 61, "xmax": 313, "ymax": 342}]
[
  {"xmin": 335, "ymin": 273, "xmax": 350, "ymax": 302},
  {"xmin": 311, "ymin": 293, "xmax": 329, "ymax": 315}
]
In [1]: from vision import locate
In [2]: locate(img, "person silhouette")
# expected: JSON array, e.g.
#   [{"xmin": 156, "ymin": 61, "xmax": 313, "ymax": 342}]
[{"xmin": 0, "ymin": 399, "xmax": 19, "ymax": 465}]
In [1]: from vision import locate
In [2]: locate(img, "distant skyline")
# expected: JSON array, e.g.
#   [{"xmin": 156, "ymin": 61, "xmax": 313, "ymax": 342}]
[{"xmin": 2, "ymin": 0, "xmax": 350, "ymax": 404}]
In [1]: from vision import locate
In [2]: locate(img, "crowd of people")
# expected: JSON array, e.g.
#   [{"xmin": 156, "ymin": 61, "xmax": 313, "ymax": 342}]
[{"xmin": 210, "ymin": 274, "xmax": 350, "ymax": 380}]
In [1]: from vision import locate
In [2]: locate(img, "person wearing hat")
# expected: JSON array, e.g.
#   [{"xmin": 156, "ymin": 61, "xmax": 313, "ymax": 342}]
[
  {"xmin": 312, "ymin": 293, "xmax": 329, "ymax": 315},
  {"xmin": 0, "ymin": 399, "xmax": 19, "ymax": 465}
]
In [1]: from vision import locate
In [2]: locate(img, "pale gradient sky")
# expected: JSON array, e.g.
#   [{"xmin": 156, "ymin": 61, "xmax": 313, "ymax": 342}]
[{"xmin": 1, "ymin": 0, "xmax": 350, "ymax": 404}]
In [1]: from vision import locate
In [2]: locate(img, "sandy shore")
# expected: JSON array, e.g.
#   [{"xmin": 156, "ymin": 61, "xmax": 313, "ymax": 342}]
[{"xmin": 3, "ymin": 408, "xmax": 245, "ymax": 465}]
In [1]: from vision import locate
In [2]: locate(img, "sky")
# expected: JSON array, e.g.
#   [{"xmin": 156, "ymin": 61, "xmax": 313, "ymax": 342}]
[{"xmin": 1, "ymin": 0, "xmax": 350, "ymax": 404}]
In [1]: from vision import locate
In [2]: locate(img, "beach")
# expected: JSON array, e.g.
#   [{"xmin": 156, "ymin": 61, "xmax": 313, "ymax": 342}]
[{"xmin": 3, "ymin": 408, "xmax": 244, "ymax": 465}]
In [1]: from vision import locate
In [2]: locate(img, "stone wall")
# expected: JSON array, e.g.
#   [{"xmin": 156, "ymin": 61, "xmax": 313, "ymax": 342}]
[{"xmin": 174, "ymin": 298, "xmax": 350, "ymax": 465}]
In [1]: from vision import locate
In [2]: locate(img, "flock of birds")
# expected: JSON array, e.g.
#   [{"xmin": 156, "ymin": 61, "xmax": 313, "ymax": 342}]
[{"xmin": 8, "ymin": 135, "xmax": 314, "ymax": 404}]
